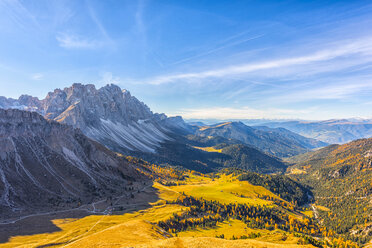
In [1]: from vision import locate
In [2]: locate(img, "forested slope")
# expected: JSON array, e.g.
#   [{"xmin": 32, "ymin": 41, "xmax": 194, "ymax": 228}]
[{"xmin": 287, "ymin": 138, "xmax": 372, "ymax": 245}]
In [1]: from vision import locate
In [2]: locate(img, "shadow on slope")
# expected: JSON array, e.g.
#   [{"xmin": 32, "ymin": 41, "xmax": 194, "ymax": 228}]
[
  {"xmin": 0, "ymin": 181, "xmax": 160, "ymax": 244},
  {"xmin": 134, "ymin": 135, "xmax": 287, "ymax": 174}
]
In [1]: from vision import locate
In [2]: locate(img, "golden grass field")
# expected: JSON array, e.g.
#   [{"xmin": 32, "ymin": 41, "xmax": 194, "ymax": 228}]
[
  {"xmin": 0, "ymin": 173, "xmax": 317, "ymax": 248},
  {"xmin": 301, "ymin": 210, "xmax": 314, "ymax": 218},
  {"xmin": 289, "ymin": 168, "xmax": 307, "ymax": 175},
  {"xmin": 198, "ymin": 122, "xmax": 232, "ymax": 131},
  {"xmin": 192, "ymin": 146, "xmax": 223, "ymax": 153},
  {"xmin": 314, "ymin": 205, "xmax": 330, "ymax": 212}
]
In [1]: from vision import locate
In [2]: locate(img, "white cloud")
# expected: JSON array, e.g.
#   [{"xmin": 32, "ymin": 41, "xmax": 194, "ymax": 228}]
[
  {"xmin": 99, "ymin": 72, "xmax": 121, "ymax": 85},
  {"xmin": 171, "ymin": 106, "xmax": 316, "ymax": 120},
  {"xmin": 31, "ymin": 73, "xmax": 43, "ymax": 80},
  {"xmin": 143, "ymin": 37, "xmax": 372, "ymax": 85},
  {"xmin": 56, "ymin": 33, "xmax": 101, "ymax": 49},
  {"xmin": 269, "ymin": 78, "xmax": 372, "ymax": 103}
]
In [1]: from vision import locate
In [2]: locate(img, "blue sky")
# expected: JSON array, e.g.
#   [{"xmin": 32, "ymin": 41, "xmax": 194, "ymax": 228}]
[{"xmin": 1, "ymin": 0, "xmax": 372, "ymax": 120}]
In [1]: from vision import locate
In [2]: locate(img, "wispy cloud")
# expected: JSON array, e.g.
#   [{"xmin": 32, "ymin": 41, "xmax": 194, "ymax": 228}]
[
  {"xmin": 56, "ymin": 33, "xmax": 101, "ymax": 49},
  {"xmin": 135, "ymin": 0, "xmax": 147, "ymax": 39},
  {"xmin": 86, "ymin": 0, "xmax": 114, "ymax": 46},
  {"xmin": 99, "ymin": 71, "xmax": 121, "ymax": 85},
  {"xmin": 135, "ymin": 0, "xmax": 149, "ymax": 63},
  {"xmin": 56, "ymin": 1, "xmax": 114, "ymax": 50},
  {"xmin": 31, "ymin": 73, "xmax": 43, "ymax": 80},
  {"xmin": 142, "ymin": 37, "xmax": 372, "ymax": 85},
  {"xmin": 0, "ymin": 0, "xmax": 40, "ymax": 31},
  {"xmin": 171, "ymin": 34, "xmax": 264, "ymax": 66},
  {"xmin": 269, "ymin": 80, "xmax": 372, "ymax": 103}
]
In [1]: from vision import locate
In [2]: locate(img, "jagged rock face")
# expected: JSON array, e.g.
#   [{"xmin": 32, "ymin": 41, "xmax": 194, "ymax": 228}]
[
  {"xmin": 0, "ymin": 109, "xmax": 144, "ymax": 215},
  {"xmin": 43, "ymin": 88, "xmax": 69, "ymax": 119},
  {"xmin": 50, "ymin": 84, "xmax": 153, "ymax": 128},
  {"xmin": 0, "ymin": 84, "xmax": 188, "ymax": 154}
]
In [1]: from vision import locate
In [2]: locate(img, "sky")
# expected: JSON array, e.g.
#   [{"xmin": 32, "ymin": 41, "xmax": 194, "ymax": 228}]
[{"xmin": 0, "ymin": 0, "xmax": 372, "ymax": 120}]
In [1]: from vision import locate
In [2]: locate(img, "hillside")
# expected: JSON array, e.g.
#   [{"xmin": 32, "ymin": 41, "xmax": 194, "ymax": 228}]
[
  {"xmin": 138, "ymin": 137, "xmax": 287, "ymax": 174},
  {"xmin": 0, "ymin": 109, "xmax": 147, "ymax": 219},
  {"xmin": 154, "ymin": 134, "xmax": 287, "ymax": 174},
  {"xmin": 195, "ymin": 122, "xmax": 326, "ymax": 158},
  {"xmin": 235, "ymin": 170, "xmax": 313, "ymax": 206},
  {"xmin": 219, "ymin": 144, "xmax": 287, "ymax": 173},
  {"xmin": 287, "ymin": 138, "xmax": 372, "ymax": 245},
  {"xmin": 254, "ymin": 126, "xmax": 328, "ymax": 149}
]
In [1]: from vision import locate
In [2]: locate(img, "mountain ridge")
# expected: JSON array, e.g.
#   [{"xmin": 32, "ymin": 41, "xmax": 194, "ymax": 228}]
[
  {"xmin": 195, "ymin": 121, "xmax": 327, "ymax": 158},
  {"xmin": 0, "ymin": 108, "xmax": 147, "ymax": 218}
]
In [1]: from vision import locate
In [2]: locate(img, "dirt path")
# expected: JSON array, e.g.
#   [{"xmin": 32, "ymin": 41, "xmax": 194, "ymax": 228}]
[
  {"xmin": 0, "ymin": 183, "xmax": 154, "ymax": 225},
  {"xmin": 311, "ymin": 204, "xmax": 321, "ymax": 224}
]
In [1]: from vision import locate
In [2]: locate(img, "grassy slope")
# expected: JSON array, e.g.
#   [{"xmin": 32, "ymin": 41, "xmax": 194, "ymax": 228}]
[
  {"xmin": 0, "ymin": 173, "xmax": 315, "ymax": 248},
  {"xmin": 139, "ymin": 237, "xmax": 315, "ymax": 248},
  {"xmin": 165, "ymin": 174, "xmax": 278, "ymax": 205},
  {"xmin": 193, "ymin": 146, "xmax": 223, "ymax": 153},
  {"xmin": 177, "ymin": 218, "xmax": 306, "ymax": 244}
]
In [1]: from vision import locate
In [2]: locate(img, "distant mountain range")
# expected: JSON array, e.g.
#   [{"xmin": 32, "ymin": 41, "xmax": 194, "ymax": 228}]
[
  {"xmin": 187, "ymin": 118, "xmax": 372, "ymax": 144},
  {"xmin": 258, "ymin": 119, "xmax": 372, "ymax": 144},
  {"xmin": 194, "ymin": 122, "xmax": 327, "ymax": 158}
]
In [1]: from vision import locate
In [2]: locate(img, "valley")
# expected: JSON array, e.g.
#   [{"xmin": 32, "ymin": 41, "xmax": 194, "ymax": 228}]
[{"xmin": 0, "ymin": 171, "xmax": 329, "ymax": 248}]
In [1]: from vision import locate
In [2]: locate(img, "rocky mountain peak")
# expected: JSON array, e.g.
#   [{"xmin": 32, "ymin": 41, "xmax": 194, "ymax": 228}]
[
  {"xmin": 61, "ymin": 83, "xmax": 95, "ymax": 104},
  {"xmin": 0, "ymin": 83, "xmax": 189, "ymax": 154},
  {"xmin": 101, "ymin": 83, "xmax": 122, "ymax": 94},
  {"xmin": 18, "ymin": 94, "xmax": 40, "ymax": 106}
]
